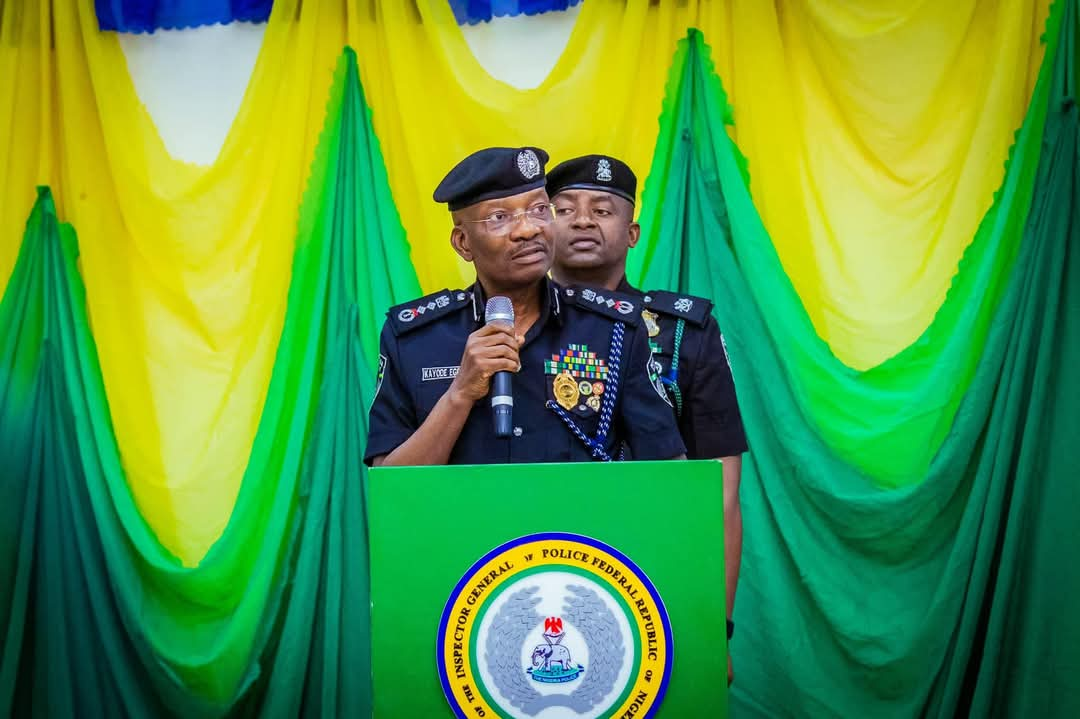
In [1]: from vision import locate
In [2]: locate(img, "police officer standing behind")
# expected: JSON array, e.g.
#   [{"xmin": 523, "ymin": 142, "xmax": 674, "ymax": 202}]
[
  {"xmin": 365, "ymin": 147, "xmax": 686, "ymax": 467},
  {"xmin": 547, "ymin": 154, "xmax": 749, "ymax": 684}
]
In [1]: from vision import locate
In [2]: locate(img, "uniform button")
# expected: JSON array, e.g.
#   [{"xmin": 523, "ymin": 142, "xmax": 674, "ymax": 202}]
[{"xmin": 513, "ymin": 426, "xmax": 523, "ymax": 437}]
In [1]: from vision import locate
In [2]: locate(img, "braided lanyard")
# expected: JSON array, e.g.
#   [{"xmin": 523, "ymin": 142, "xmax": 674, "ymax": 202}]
[
  {"xmin": 546, "ymin": 321, "xmax": 626, "ymax": 462},
  {"xmin": 660, "ymin": 318, "xmax": 686, "ymax": 418}
]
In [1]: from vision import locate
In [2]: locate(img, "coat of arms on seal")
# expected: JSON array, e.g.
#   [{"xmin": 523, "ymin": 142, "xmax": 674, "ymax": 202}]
[
  {"xmin": 527, "ymin": 617, "xmax": 584, "ymax": 683},
  {"xmin": 437, "ymin": 532, "xmax": 673, "ymax": 719}
]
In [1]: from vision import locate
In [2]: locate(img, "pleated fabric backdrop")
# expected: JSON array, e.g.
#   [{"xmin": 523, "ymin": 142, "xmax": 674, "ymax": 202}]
[{"xmin": 1, "ymin": 1, "xmax": 1077, "ymax": 716}]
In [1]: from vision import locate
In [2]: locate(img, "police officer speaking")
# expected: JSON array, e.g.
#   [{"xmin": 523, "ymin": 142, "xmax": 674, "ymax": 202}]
[
  {"xmin": 365, "ymin": 147, "xmax": 686, "ymax": 467},
  {"xmin": 546, "ymin": 154, "xmax": 748, "ymax": 684}
]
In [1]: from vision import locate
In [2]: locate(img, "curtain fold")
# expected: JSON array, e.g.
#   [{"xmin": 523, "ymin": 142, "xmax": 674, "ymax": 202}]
[
  {"xmin": 631, "ymin": 4, "xmax": 1058, "ymax": 484},
  {"xmin": 354, "ymin": 0, "xmax": 1049, "ymax": 368},
  {"xmin": 0, "ymin": 48, "xmax": 417, "ymax": 717},
  {"xmin": 712, "ymin": 0, "xmax": 1049, "ymax": 368},
  {"xmin": 630, "ymin": 10, "xmax": 1078, "ymax": 715},
  {"xmin": 1, "ymin": 0, "xmax": 1076, "ymax": 717}
]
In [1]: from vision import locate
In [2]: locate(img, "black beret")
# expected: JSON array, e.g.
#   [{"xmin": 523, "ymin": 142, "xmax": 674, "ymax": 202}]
[
  {"xmin": 433, "ymin": 147, "xmax": 550, "ymax": 211},
  {"xmin": 546, "ymin": 154, "xmax": 637, "ymax": 204}
]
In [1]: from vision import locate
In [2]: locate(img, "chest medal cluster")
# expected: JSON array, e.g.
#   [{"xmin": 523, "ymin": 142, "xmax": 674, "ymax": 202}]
[
  {"xmin": 543, "ymin": 323, "xmax": 627, "ymax": 462},
  {"xmin": 545, "ymin": 344, "xmax": 608, "ymax": 415}
]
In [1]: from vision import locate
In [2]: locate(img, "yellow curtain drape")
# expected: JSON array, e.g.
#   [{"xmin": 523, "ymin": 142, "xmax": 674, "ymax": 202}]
[
  {"xmin": 717, "ymin": 0, "xmax": 1050, "ymax": 368},
  {"xmin": 357, "ymin": 0, "xmax": 1048, "ymax": 369},
  {"xmin": 0, "ymin": 0, "xmax": 1049, "ymax": 564},
  {"xmin": 1, "ymin": 0, "xmax": 342, "ymax": 564}
]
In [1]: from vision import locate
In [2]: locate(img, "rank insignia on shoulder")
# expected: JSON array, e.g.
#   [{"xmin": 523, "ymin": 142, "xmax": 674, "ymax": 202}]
[
  {"xmin": 386, "ymin": 289, "xmax": 470, "ymax": 335},
  {"xmin": 564, "ymin": 285, "xmax": 641, "ymax": 326},
  {"xmin": 643, "ymin": 290, "xmax": 714, "ymax": 327}
]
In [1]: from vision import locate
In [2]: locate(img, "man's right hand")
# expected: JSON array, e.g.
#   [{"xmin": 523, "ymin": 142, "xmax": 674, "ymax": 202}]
[{"xmin": 448, "ymin": 324, "xmax": 522, "ymax": 404}]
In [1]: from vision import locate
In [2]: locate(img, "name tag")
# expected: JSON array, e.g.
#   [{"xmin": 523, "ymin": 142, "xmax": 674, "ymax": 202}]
[{"xmin": 422, "ymin": 366, "xmax": 459, "ymax": 382}]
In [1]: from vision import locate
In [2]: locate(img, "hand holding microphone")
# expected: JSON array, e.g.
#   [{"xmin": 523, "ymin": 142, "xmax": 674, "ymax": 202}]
[{"xmin": 448, "ymin": 296, "xmax": 521, "ymax": 438}]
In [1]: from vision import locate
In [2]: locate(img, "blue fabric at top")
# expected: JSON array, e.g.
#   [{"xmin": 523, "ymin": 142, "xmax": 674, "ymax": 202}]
[
  {"xmin": 449, "ymin": 0, "xmax": 584, "ymax": 26},
  {"xmin": 97, "ymin": 0, "xmax": 580, "ymax": 32},
  {"xmin": 95, "ymin": 0, "xmax": 273, "ymax": 33}
]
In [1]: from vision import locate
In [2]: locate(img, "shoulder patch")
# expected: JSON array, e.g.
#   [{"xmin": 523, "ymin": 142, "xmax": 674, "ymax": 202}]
[
  {"xmin": 387, "ymin": 289, "xmax": 470, "ymax": 336},
  {"xmin": 643, "ymin": 289, "xmax": 714, "ymax": 327},
  {"xmin": 563, "ymin": 285, "xmax": 641, "ymax": 327}
]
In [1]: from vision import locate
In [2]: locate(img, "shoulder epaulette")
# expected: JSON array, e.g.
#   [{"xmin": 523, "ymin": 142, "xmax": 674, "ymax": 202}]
[
  {"xmin": 561, "ymin": 285, "xmax": 641, "ymax": 327},
  {"xmin": 643, "ymin": 289, "xmax": 713, "ymax": 327},
  {"xmin": 387, "ymin": 288, "xmax": 471, "ymax": 336}
]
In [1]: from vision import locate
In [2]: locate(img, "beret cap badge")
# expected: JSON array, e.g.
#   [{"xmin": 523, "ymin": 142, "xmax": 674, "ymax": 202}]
[
  {"xmin": 596, "ymin": 158, "xmax": 613, "ymax": 182},
  {"xmin": 517, "ymin": 149, "xmax": 541, "ymax": 180}
]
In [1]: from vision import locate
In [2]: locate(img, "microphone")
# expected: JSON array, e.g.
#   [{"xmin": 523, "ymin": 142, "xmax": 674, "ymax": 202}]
[{"xmin": 485, "ymin": 296, "xmax": 515, "ymax": 438}]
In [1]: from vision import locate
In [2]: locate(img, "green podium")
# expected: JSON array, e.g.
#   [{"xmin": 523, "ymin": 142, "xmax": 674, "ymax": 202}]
[{"xmin": 368, "ymin": 460, "xmax": 727, "ymax": 718}]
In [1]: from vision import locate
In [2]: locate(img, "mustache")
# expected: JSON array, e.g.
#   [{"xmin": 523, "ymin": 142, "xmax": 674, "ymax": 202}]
[{"xmin": 511, "ymin": 242, "xmax": 549, "ymax": 259}]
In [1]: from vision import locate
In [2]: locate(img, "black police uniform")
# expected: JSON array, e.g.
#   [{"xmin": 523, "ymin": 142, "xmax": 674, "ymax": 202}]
[
  {"xmin": 364, "ymin": 278, "xmax": 686, "ymax": 465},
  {"xmin": 618, "ymin": 278, "xmax": 748, "ymax": 459},
  {"xmin": 547, "ymin": 152, "xmax": 749, "ymax": 460}
]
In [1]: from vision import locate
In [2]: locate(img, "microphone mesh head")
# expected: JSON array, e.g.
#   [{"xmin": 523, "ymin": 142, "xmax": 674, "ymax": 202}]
[{"xmin": 485, "ymin": 296, "xmax": 515, "ymax": 325}]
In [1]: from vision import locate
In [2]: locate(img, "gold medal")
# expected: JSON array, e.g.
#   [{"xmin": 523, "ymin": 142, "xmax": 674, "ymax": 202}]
[
  {"xmin": 642, "ymin": 309, "xmax": 660, "ymax": 337},
  {"xmin": 553, "ymin": 370, "xmax": 580, "ymax": 411},
  {"xmin": 586, "ymin": 395, "xmax": 602, "ymax": 412}
]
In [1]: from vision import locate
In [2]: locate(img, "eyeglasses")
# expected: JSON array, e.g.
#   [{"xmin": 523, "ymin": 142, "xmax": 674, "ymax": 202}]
[{"xmin": 461, "ymin": 203, "xmax": 555, "ymax": 234}]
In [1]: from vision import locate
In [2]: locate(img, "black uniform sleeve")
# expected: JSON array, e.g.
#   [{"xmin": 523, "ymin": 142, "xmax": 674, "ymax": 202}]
[
  {"xmin": 682, "ymin": 319, "xmax": 748, "ymax": 458},
  {"xmin": 364, "ymin": 323, "xmax": 418, "ymax": 465},
  {"xmin": 617, "ymin": 321, "xmax": 687, "ymax": 460}
]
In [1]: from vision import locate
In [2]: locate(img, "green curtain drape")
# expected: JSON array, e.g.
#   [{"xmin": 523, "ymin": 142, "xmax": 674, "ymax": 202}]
[
  {"xmin": 627, "ymin": 3, "xmax": 1079, "ymax": 716},
  {"xmin": 0, "ymin": 50, "xmax": 420, "ymax": 717}
]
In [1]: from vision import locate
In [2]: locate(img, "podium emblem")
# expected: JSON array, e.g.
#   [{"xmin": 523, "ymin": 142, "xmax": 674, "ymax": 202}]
[{"xmin": 437, "ymin": 532, "xmax": 672, "ymax": 719}]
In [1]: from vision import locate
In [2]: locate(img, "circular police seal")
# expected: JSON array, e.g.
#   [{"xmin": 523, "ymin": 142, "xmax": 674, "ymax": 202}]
[{"xmin": 437, "ymin": 532, "xmax": 672, "ymax": 719}]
